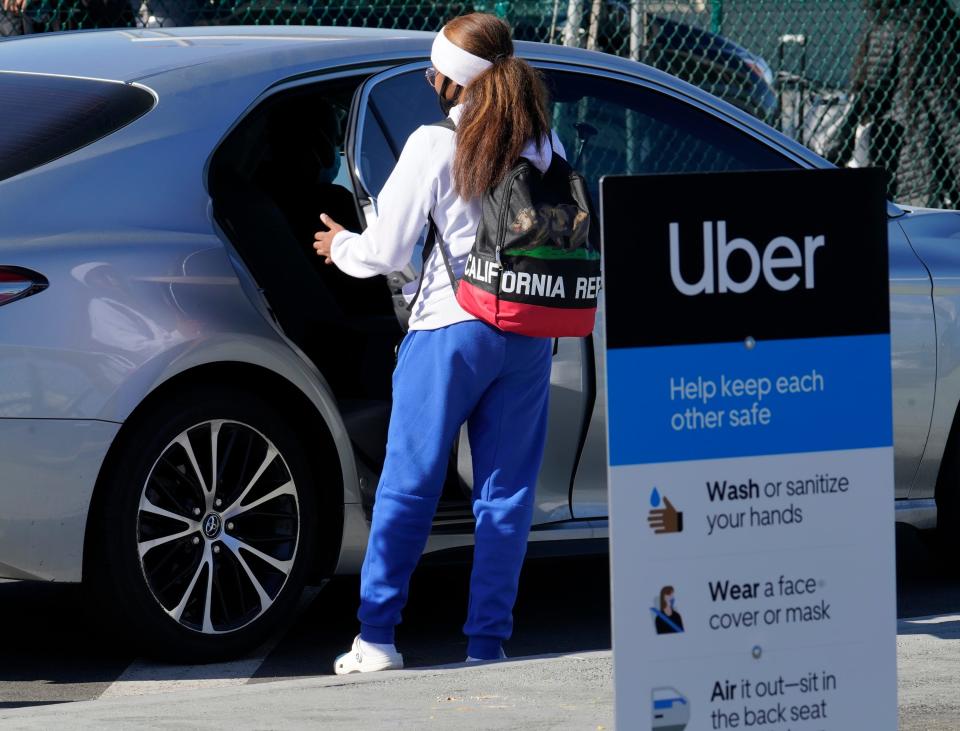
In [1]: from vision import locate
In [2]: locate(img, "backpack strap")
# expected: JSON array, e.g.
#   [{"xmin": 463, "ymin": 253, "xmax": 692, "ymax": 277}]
[
  {"xmin": 406, "ymin": 215, "xmax": 459, "ymax": 312},
  {"xmin": 406, "ymin": 117, "xmax": 458, "ymax": 312}
]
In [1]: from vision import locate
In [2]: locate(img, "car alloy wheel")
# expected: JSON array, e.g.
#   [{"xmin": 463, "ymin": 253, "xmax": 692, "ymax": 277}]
[{"xmin": 136, "ymin": 419, "xmax": 300, "ymax": 635}]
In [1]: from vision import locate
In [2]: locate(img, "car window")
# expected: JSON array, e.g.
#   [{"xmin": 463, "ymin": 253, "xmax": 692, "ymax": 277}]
[
  {"xmin": 355, "ymin": 66, "xmax": 438, "ymax": 198},
  {"xmin": 352, "ymin": 66, "xmax": 440, "ymax": 271},
  {"xmin": 0, "ymin": 72, "xmax": 154, "ymax": 183},
  {"xmin": 544, "ymin": 70, "xmax": 796, "ymax": 200},
  {"xmin": 356, "ymin": 66, "xmax": 795, "ymax": 202},
  {"xmin": 331, "ymin": 151, "xmax": 351, "ymax": 190},
  {"xmin": 354, "ymin": 64, "xmax": 797, "ymax": 272}
]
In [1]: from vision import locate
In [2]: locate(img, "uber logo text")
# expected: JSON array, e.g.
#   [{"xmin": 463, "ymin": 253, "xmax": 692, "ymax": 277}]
[{"xmin": 669, "ymin": 221, "xmax": 825, "ymax": 296}]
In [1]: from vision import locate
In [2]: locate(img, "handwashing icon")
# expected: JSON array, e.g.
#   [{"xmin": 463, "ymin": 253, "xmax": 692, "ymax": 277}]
[{"xmin": 648, "ymin": 487, "xmax": 683, "ymax": 534}]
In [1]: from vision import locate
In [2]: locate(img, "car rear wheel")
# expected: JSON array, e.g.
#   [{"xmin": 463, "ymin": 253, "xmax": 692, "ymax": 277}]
[{"xmin": 87, "ymin": 386, "xmax": 317, "ymax": 662}]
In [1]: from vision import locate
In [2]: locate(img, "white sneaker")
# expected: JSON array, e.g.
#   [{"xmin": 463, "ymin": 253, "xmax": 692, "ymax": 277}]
[
  {"xmin": 466, "ymin": 647, "xmax": 508, "ymax": 663},
  {"xmin": 334, "ymin": 635, "xmax": 404, "ymax": 675}
]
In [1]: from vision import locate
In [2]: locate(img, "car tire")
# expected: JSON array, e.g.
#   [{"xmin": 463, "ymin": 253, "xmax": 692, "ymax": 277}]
[{"xmin": 86, "ymin": 385, "xmax": 318, "ymax": 663}]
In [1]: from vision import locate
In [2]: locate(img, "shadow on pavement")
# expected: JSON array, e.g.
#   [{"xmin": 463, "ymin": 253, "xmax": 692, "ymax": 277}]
[
  {"xmin": 251, "ymin": 552, "xmax": 613, "ymax": 681},
  {"xmin": 0, "ymin": 581, "xmax": 130, "ymax": 705},
  {"xmin": 895, "ymin": 523, "xmax": 960, "ymax": 619}
]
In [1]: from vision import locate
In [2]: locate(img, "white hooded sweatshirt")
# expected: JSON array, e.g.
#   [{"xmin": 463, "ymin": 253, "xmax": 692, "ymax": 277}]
[{"xmin": 330, "ymin": 104, "xmax": 566, "ymax": 331}]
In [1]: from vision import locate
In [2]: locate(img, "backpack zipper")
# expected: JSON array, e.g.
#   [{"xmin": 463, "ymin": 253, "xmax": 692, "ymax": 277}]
[{"xmin": 494, "ymin": 164, "xmax": 529, "ymax": 264}]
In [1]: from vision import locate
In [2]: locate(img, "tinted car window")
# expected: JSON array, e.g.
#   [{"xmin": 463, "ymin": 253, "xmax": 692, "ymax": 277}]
[
  {"xmin": 354, "ymin": 67, "xmax": 440, "ymax": 271},
  {"xmin": 356, "ymin": 66, "xmax": 438, "ymax": 197},
  {"xmin": 0, "ymin": 73, "xmax": 154, "ymax": 183},
  {"xmin": 544, "ymin": 71, "xmax": 795, "ymax": 200},
  {"xmin": 356, "ymin": 66, "xmax": 795, "ymax": 200}
]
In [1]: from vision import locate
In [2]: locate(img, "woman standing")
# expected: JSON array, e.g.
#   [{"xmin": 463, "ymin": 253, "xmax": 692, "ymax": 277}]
[{"xmin": 313, "ymin": 12, "xmax": 565, "ymax": 672}]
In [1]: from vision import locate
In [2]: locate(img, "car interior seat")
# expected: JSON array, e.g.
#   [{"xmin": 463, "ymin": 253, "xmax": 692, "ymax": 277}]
[
  {"xmin": 210, "ymin": 90, "xmax": 401, "ymax": 474},
  {"xmin": 257, "ymin": 93, "xmax": 399, "ymax": 323}
]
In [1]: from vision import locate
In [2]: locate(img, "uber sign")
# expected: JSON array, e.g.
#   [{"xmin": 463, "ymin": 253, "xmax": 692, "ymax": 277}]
[
  {"xmin": 601, "ymin": 169, "xmax": 896, "ymax": 731},
  {"xmin": 668, "ymin": 221, "xmax": 824, "ymax": 294}
]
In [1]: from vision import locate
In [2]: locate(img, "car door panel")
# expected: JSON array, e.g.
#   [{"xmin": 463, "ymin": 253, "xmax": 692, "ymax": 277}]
[
  {"xmin": 344, "ymin": 60, "xmax": 936, "ymax": 521},
  {"xmin": 556, "ymin": 68, "xmax": 937, "ymax": 511},
  {"xmin": 345, "ymin": 63, "xmax": 586, "ymax": 525},
  {"xmin": 887, "ymin": 222, "xmax": 937, "ymax": 497},
  {"xmin": 894, "ymin": 212, "xmax": 960, "ymax": 499},
  {"xmin": 547, "ymin": 68, "xmax": 802, "ymax": 517}
]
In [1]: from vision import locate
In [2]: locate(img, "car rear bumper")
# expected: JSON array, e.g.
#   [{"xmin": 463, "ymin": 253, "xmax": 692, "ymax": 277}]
[{"xmin": 0, "ymin": 418, "xmax": 118, "ymax": 582}]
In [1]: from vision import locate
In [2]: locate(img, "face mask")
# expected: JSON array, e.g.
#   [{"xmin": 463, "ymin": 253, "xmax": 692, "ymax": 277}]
[
  {"xmin": 438, "ymin": 94, "xmax": 455, "ymax": 116},
  {"xmin": 669, "ymin": 597, "xmax": 676, "ymax": 610},
  {"xmin": 437, "ymin": 76, "xmax": 461, "ymax": 116}
]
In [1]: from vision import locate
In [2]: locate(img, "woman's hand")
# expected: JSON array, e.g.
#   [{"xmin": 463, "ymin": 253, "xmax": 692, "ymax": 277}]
[{"xmin": 313, "ymin": 213, "xmax": 345, "ymax": 265}]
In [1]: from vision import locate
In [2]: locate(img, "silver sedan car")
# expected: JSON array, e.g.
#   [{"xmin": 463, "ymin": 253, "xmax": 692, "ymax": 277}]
[{"xmin": 0, "ymin": 26, "xmax": 956, "ymax": 661}]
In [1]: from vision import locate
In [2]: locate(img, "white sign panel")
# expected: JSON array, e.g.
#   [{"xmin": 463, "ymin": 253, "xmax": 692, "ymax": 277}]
[{"xmin": 601, "ymin": 169, "xmax": 897, "ymax": 730}]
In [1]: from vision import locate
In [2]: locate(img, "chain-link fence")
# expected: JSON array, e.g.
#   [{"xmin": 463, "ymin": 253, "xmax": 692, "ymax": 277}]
[{"xmin": 3, "ymin": 0, "xmax": 958, "ymax": 207}]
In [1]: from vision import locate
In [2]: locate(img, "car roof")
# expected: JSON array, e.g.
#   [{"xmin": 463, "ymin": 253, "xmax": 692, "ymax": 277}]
[
  {"xmin": 0, "ymin": 26, "xmax": 434, "ymax": 83},
  {"xmin": 0, "ymin": 25, "xmax": 832, "ymax": 179}
]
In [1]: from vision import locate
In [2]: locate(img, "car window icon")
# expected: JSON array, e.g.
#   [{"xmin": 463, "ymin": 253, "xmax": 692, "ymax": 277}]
[{"xmin": 652, "ymin": 687, "xmax": 690, "ymax": 730}]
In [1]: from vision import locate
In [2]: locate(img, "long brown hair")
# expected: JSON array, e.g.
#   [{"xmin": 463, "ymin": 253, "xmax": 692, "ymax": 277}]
[
  {"xmin": 660, "ymin": 586, "xmax": 675, "ymax": 612},
  {"xmin": 444, "ymin": 13, "xmax": 551, "ymax": 199}
]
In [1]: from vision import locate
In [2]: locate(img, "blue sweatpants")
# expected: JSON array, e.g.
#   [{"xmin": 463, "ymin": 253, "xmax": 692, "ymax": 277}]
[{"xmin": 358, "ymin": 320, "xmax": 553, "ymax": 660}]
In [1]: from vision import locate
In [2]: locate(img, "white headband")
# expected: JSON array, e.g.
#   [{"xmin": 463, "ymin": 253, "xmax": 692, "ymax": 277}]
[{"xmin": 430, "ymin": 28, "xmax": 493, "ymax": 88}]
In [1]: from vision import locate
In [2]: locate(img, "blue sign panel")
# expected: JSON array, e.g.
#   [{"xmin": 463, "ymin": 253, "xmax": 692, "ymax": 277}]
[{"xmin": 607, "ymin": 334, "xmax": 893, "ymax": 465}]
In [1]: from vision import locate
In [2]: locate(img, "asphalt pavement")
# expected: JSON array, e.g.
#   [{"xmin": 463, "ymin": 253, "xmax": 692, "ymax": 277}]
[
  {"xmin": 0, "ymin": 551, "xmax": 611, "ymax": 708},
  {"xmin": 0, "ymin": 524, "xmax": 959, "ymax": 728}
]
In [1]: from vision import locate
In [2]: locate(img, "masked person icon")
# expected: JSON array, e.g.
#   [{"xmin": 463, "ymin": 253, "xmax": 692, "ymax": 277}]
[{"xmin": 653, "ymin": 586, "xmax": 685, "ymax": 635}]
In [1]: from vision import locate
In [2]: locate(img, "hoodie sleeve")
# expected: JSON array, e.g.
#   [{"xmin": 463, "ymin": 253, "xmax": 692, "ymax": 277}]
[{"xmin": 330, "ymin": 126, "xmax": 438, "ymax": 278}]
